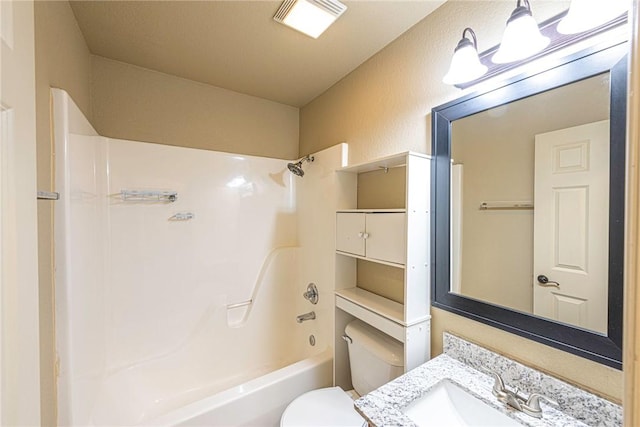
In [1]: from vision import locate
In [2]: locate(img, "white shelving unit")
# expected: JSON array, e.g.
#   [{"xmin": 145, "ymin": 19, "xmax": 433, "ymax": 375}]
[{"xmin": 333, "ymin": 152, "xmax": 431, "ymax": 390}]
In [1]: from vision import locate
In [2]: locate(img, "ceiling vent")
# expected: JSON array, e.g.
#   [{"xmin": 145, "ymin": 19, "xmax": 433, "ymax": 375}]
[{"xmin": 274, "ymin": 0, "xmax": 347, "ymax": 39}]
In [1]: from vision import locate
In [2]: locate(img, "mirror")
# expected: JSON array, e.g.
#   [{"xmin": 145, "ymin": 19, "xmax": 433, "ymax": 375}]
[
  {"xmin": 431, "ymin": 41, "xmax": 627, "ymax": 369},
  {"xmin": 450, "ymin": 72, "xmax": 611, "ymax": 334}
]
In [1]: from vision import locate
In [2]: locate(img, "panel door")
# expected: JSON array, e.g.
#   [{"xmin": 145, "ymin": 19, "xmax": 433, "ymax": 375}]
[
  {"xmin": 533, "ymin": 120, "xmax": 609, "ymax": 334},
  {"xmin": 365, "ymin": 213, "xmax": 406, "ymax": 264},
  {"xmin": 336, "ymin": 212, "xmax": 366, "ymax": 256}
]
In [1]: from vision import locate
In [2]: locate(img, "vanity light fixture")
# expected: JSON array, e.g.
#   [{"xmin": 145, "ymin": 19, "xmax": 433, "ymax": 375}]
[
  {"xmin": 492, "ymin": 0, "xmax": 549, "ymax": 64},
  {"xmin": 274, "ymin": 0, "xmax": 347, "ymax": 39},
  {"xmin": 442, "ymin": 28, "xmax": 488, "ymax": 85},
  {"xmin": 442, "ymin": 1, "xmax": 628, "ymax": 89},
  {"xmin": 557, "ymin": 0, "xmax": 629, "ymax": 35}
]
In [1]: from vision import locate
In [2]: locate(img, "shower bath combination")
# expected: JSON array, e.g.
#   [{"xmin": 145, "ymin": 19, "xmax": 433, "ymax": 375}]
[
  {"xmin": 52, "ymin": 89, "xmax": 336, "ymax": 427},
  {"xmin": 287, "ymin": 155, "xmax": 315, "ymax": 177}
]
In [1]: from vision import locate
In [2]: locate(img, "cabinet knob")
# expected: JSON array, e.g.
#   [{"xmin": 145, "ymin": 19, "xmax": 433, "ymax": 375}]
[
  {"xmin": 358, "ymin": 232, "xmax": 364, "ymax": 238},
  {"xmin": 362, "ymin": 232, "xmax": 369, "ymax": 239}
]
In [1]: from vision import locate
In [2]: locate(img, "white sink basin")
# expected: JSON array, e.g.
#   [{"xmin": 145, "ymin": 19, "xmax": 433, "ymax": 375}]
[{"xmin": 402, "ymin": 380, "xmax": 522, "ymax": 426}]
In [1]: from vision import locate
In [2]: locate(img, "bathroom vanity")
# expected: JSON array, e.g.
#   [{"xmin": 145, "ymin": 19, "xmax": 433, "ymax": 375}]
[{"xmin": 355, "ymin": 333, "xmax": 622, "ymax": 426}]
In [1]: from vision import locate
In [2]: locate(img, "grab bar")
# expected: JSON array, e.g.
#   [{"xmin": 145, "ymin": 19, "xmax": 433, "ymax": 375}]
[
  {"xmin": 225, "ymin": 246, "xmax": 298, "ymax": 327},
  {"xmin": 37, "ymin": 191, "xmax": 59, "ymax": 200},
  {"xmin": 227, "ymin": 299, "xmax": 252, "ymax": 310},
  {"xmin": 120, "ymin": 189, "xmax": 178, "ymax": 203},
  {"xmin": 479, "ymin": 201, "xmax": 533, "ymax": 210}
]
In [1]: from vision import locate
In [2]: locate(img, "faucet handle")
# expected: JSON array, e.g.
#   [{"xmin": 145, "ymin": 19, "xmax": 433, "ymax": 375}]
[
  {"xmin": 525, "ymin": 393, "xmax": 559, "ymax": 411},
  {"xmin": 302, "ymin": 283, "xmax": 319, "ymax": 304},
  {"xmin": 480, "ymin": 367, "xmax": 507, "ymax": 397}
]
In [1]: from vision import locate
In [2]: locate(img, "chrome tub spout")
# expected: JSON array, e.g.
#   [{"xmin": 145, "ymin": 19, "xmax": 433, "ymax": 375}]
[{"xmin": 296, "ymin": 311, "xmax": 316, "ymax": 323}]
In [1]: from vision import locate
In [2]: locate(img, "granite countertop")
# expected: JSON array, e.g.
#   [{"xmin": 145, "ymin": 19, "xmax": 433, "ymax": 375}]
[{"xmin": 354, "ymin": 334, "xmax": 622, "ymax": 427}]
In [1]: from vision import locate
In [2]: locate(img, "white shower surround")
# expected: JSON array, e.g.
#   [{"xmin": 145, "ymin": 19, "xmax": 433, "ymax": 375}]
[{"xmin": 52, "ymin": 89, "xmax": 348, "ymax": 426}]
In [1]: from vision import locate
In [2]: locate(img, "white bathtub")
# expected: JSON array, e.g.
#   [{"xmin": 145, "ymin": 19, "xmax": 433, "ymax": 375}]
[{"xmin": 142, "ymin": 349, "xmax": 333, "ymax": 427}]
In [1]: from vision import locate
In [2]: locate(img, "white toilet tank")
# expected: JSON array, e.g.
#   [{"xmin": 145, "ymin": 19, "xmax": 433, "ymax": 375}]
[{"xmin": 345, "ymin": 320, "xmax": 404, "ymax": 396}]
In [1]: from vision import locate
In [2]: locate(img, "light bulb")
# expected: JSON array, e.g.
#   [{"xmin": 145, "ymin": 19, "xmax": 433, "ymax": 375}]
[
  {"xmin": 493, "ymin": 0, "xmax": 550, "ymax": 64},
  {"xmin": 443, "ymin": 28, "xmax": 487, "ymax": 85},
  {"xmin": 558, "ymin": 0, "xmax": 629, "ymax": 34}
]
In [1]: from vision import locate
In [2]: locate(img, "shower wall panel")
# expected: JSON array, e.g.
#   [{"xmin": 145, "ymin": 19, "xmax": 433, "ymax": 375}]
[
  {"xmin": 56, "ymin": 133, "xmax": 109, "ymax": 425},
  {"xmin": 106, "ymin": 140, "xmax": 298, "ymax": 368}
]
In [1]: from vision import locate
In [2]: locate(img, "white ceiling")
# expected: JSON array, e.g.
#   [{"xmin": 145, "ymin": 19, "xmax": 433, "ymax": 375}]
[{"xmin": 70, "ymin": 1, "xmax": 446, "ymax": 107}]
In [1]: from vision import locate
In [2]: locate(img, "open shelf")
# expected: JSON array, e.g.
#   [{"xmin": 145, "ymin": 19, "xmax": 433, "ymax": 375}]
[
  {"xmin": 337, "ymin": 151, "xmax": 430, "ymax": 174},
  {"xmin": 336, "ymin": 209, "xmax": 406, "ymax": 213},
  {"xmin": 336, "ymin": 287, "xmax": 406, "ymax": 343},
  {"xmin": 335, "ymin": 251, "xmax": 406, "ymax": 269},
  {"xmin": 336, "ymin": 287, "xmax": 404, "ymax": 324}
]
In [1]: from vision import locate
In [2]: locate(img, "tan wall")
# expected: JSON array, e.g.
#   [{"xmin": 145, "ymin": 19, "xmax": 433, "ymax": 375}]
[
  {"xmin": 300, "ymin": 2, "xmax": 572, "ymax": 163},
  {"xmin": 357, "ymin": 167, "xmax": 406, "ymax": 210},
  {"xmin": 356, "ymin": 260, "xmax": 404, "ymax": 304},
  {"xmin": 91, "ymin": 56, "xmax": 299, "ymax": 160},
  {"xmin": 301, "ymin": 0, "xmax": 624, "ymax": 401},
  {"xmin": 34, "ymin": 1, "xmax": 94, "ymax": 425},
  {"xmin": 451, "ymin": 74, "xmax": 609, "ymax": 313}
]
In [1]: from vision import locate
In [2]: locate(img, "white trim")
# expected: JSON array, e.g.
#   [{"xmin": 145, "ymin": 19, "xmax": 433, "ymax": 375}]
[
  {"xmin": 0, "ymin": 1, "xmax": 41, "ymax": 424},
  {"xmin": 624, "ymin": 0, "xmax": 640, "ymax": 424}
]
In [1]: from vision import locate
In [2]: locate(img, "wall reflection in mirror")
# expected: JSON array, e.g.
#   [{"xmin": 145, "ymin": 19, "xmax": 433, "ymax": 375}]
[{"xmin": 449, "ymin": 73, "xmax": 611, "ymax": 335}]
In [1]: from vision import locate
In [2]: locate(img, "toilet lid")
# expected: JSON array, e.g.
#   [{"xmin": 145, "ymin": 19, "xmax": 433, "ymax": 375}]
[{"xmin": 280, "ymin": 387, "xmax": 364, "ymax": 427}]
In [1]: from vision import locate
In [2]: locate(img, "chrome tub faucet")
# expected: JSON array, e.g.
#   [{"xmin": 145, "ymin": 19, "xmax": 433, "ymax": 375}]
[{"xmin": 296, "ymin": 311, "xmax": 316, "ymax": 323}]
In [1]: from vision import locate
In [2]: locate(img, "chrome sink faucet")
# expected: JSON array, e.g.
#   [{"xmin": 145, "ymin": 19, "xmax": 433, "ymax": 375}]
[{"xmin": 485, "ymin": 370, "xmax": 558, "ymax": 418}]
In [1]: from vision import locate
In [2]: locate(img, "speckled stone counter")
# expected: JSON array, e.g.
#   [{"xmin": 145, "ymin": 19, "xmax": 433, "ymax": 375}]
[{"xmin": 354, "ymin": 333, "xmax": 622, "ymax": 427}]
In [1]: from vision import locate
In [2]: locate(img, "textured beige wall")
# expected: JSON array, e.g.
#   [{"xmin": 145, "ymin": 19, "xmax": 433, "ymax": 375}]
[
  {"xmin": 452, "ymin": 74, "xmax": 610, "ymax": 314},
  {"xmin": 301, "ymin": 0, "xmax": 623, "ymax": 400},
  {"xmin": 34, "ymin": 1, "xmax": 94, "ymax": 425},
  {"xmin": 357, "ymin": 167, "xmax": 406, "ymax": 209},
  {"xmin": 356, "ymin": 260, "xmax": 404, "ymax": 304},
  {"xmin": 300, "ymin": 2, "xmax": 568, "ymax": 162},
  {"xmin": 91, "ymin": 56, "xmax": 299, "ymax": 160}
]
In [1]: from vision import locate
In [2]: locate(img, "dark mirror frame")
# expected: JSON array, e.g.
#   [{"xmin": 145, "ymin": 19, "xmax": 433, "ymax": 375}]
[{"xmin": 431, "ymin": 41, "xmax": 628, "ymax": 370}]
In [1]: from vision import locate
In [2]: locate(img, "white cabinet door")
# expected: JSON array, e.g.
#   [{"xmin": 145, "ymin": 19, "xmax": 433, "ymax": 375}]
[
  {"xmin": 336, "ymin": 212, "xmax": 366, "ymax": 256},
  {"xmin": 366, "ymin": 213, "xmax": 406, "ymax": 264}
]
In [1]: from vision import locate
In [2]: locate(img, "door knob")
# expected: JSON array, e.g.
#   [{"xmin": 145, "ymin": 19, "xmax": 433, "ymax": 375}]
[{"xmin": 537, "ymin": 275, "xmax": 560, "ymax": 288}]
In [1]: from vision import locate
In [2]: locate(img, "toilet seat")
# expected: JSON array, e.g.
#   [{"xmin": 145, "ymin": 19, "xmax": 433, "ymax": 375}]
[{"xmin": 280, "ymin": 386, "xmax": 364, "ymax": 427}]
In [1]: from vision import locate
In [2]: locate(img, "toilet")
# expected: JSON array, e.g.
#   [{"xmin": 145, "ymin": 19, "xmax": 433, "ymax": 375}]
[{"xmin": 280, "ymin": 319, "xmax": 404, "ymax": 427}]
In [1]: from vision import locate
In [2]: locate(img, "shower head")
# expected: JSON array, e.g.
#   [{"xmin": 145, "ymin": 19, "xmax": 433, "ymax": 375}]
[
  {"xmin": 288, "ymin": 162, "xmax": 305, "ymax": 177},
  {"xmin": 287, "ymin": 155, "xmax": 314, "ymax": 177}
]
